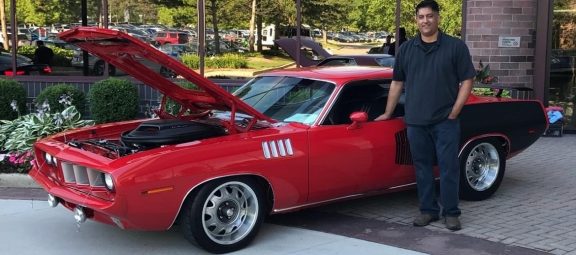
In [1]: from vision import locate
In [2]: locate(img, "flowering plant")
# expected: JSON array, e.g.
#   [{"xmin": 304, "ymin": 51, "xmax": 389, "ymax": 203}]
[
  {"xmin": 475, "ymin": 60, "xmax": 498, "ymax": 84},
  {"xmin": 1, "ymin": 96, "xmax": 93, "ymax": 173}
]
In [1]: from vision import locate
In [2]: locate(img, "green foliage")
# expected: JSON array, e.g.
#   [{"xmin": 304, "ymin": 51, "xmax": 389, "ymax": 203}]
[
  {"xmin": 472, "ymin": 88, "xmax": 510, "ymax": 98},
  {"xmin": 18, "ymin": 45, "xmax": 73, "ymax": 67},
  {"xmin": 108, "ymin": 0, "xmax": 161, "ymax": 24},
  {"xmin": 181, "ymin": 53, "xmax": 248, "ymax": 69},
  {"xmin": 157, "ymin": 6, "xmax": 197, "ymax": 27},
  {"xmin": 0, "ymin": 79, "xmax": 26, "ymax": 121},
  {"xmin": 14, "ymin": 0, "xmax": 87, "ymax": 25},
  {"xmin": 301, "ymin": 0, "xmax": 351, "ymax": 32},
  {"xmin": 35, "ymin": 84, "xmax": 87, "ymax": 114},
  {"xmin": 162, "ymin": 81, "xmax": 201, "ymax": 116},
  {"xmin": 363, "ymin": 0, "xmax": 462, "ymax": 37},
  {"xmin": 88, "ymin": 78, "xmax": 140, "ymax": 124},
  {"xmin": 0, "ymin": 105, "xmax": 94, "ymax": 153},
  {"xmin": 475, "ymin": 60, "xmax": 498, "ymax": 84}
]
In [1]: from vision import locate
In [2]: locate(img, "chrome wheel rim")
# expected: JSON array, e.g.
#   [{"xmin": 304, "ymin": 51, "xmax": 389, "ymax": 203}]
[
  {"xmin": 465, "ymin": 142, "xmax": 500, "ymax": 191},
  {"xmin": 202, "ymin": 181, "xmax": 259, "ymax": 245}
]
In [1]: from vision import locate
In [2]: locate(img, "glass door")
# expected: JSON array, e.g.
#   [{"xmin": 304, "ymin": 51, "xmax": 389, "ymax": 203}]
[{"xmin": 550, "ymin": 0, "xmax": 576, "ymax": 130}]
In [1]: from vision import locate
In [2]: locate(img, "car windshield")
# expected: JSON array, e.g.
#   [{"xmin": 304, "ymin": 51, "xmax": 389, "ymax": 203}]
[
  {"xmin": 376, "ymin": 57, "xmax": 395, "ymax": 67},
  {"xmin": 234, "ymin": 76, "xmax": 335, "ymax": 125}
]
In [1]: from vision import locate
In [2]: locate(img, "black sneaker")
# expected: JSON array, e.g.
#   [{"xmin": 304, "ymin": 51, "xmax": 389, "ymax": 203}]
[
  {"xmin": 445, "ymin": 216, "xmax": 462, "ymax": 231},
  {"xmin": 413, "ymin": 214, "xmax": 439, "ymax": 227}
]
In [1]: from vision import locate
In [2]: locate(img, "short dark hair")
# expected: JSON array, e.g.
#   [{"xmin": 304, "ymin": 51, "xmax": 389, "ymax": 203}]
[
  {"xmin": 37, "ymin": 40, "xmax": 44, "ymax": 46},
  {"xmin": 416, "ymin": 0, "xmax": 440, "ymax": 14}
]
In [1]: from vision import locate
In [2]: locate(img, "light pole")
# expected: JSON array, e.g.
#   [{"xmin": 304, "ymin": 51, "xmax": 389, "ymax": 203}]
[
  {"xmin": 296, "ymin": 0, "xmax": 301, "ymax": 68},
  {"xmin": 198, "ymin": 0, "xmax": 205, "ymax": 77}
]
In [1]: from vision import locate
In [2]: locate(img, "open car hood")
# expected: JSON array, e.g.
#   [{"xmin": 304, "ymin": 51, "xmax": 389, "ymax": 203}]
[
  {"xmin": 59, "ymin": 27, "xmax": 273, "ymax": 128},
  {"xmin": 274, "ymin": 38, "xmax": 332, "ymax": 67}
]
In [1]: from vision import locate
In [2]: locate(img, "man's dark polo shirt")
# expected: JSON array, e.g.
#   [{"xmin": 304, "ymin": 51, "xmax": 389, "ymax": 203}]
[{"xmin": 392, "ymin": 32, "xmax": 476, "ymax": 125}]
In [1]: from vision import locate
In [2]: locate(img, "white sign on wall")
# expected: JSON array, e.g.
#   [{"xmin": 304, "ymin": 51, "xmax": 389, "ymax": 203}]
[{"xmin": 498, "ymin": 36, "xmax": 521, "ymax": 48}]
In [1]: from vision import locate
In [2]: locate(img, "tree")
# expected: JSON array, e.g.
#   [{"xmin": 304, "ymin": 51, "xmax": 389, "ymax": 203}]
[
  {"xmin": 14, "ymin": 0, "xmax": 84, "ymax": 26},
  {"xmin": 300, "ymin": 0, "xmax": 351, "ymax": 43},
  {"xmin": 248, "ymin": 0, "xmax": 257, "ymax": 52},
  {"xmin": 157, "ymin": 6, "xmax": 196, "ymax": 27},
  {"xmin": 1, "ymin": 0, "xmax": 8, "ymax": 51}
]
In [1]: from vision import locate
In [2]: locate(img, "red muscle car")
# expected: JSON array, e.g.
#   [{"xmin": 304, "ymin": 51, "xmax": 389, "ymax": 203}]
[{"xmin": 29, "ymin": 28, "xmax": 547, "ymax": 254}]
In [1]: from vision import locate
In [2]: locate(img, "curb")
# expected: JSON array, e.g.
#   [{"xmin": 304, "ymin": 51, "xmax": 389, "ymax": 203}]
[{"xmin": 0, "ymin": 173, "xmax": 39, "ymax": 188}]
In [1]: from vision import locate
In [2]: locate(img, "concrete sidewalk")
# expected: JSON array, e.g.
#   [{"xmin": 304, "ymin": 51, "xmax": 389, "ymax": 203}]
[{"xmin": 0, "ymin": 199, "xmax": 426, "ymax": 255}]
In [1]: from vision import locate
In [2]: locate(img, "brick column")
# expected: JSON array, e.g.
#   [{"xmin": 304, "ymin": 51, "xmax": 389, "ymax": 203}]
[{"xmin": 465, "ymin": 0, "xmax": 537, "ymax": 90}]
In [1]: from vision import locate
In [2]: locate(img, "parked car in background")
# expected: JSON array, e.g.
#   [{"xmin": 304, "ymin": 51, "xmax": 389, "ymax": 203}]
[
  {"xmin": 0, "ymin": 52, "xmax": 51, "ymax": 75},
  {"xmin": 275, "ymin": 38, "xmax": 395, "ymax": 68},
  {"xmin": 32, "ymin": 27, "xmax": 547, "ymax": 254},
  {"xmin": 34, "ymin": 39, "xmax": 76, "ymax": 50},
  {"xmin": 114, "ymin": 27, "xmax": 153, "ymax": 44},
  {"xmin": 71, "ymin": 49, "xmax": 116, "ymax": 76},
  {"xmin": 158, "ymin": 43, "xmax": 197, "ymax": 57},
  {"xmin": 0, "ymin": 33, "xmax": 30, "ymax": 48},
  {"xmin": 154, "ymin": 30, "xmax": 189, "ymax": 45},
  {"xmin": 317, "ymin": 54, "xmax": 395, "ymax": 68}
]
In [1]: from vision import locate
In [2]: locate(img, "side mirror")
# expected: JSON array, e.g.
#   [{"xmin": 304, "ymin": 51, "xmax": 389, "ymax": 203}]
[{"xmin": 347, "ymin": 111, "xmax": 368, "ymax": 130}]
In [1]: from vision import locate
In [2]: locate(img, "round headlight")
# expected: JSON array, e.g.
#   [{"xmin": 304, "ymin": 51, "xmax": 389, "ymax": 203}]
[
  {"xmin": 44, "ymin": 153, "xmax": 53, "ymax": 165},
  {"xmin": 52, "ymin": 157, "xmax": 58, "ymax": 166},
  {"xmin": 104, "ymin": 174, "xmax": 115, "ymax": 191}
]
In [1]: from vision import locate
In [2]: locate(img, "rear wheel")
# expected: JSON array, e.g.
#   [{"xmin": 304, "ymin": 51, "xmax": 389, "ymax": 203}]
[
  {"xmin": 459, "ymin": 139, "xmax": 506, "ymax": 201},
  {"xmin": 180, "ymin": 177, "xmax": 266, "ymax": 254}
]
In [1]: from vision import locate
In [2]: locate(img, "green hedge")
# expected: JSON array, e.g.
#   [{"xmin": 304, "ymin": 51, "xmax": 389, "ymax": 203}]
[
  {"xmin": 35, "ymin": 84, "xmax": 86, "ymax": 114},
  {"xmin": 18, "ymin": 45, "xmax": 73, "ymax": 67},
  {"xmin": 163, "ymin": 81, "xmax": 200, "ymax": 116},
  {"xmin": 0, "ymin": 79, "xmax": 26, "ymax": 120},
  {"xmin": 88, "ymin": 78, "xmax": 139, "ymax": 124},
  {"xmin": 181, "ymin": 53, "xmax": 248, "ymax": 69}
]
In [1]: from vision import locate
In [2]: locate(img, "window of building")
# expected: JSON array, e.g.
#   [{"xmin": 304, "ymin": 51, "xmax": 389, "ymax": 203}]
[{"xmin": 549, "ymin": 0, "xmax": 576, "ymax": 129}]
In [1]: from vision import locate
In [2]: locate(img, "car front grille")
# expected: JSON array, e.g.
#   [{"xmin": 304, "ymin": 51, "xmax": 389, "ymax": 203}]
[{"xmin": 60, "ymin": 162, "xmax": 106, "ymax": 188}]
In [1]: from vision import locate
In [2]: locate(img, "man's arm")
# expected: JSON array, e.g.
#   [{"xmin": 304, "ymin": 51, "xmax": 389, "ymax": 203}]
[
  {"xmin": 375, "ymin": 80, "xmax": 404, "ymax": 121},
  {"xmin": 448, "ymin": 78, "xmax": 473, "ymax": 119}
]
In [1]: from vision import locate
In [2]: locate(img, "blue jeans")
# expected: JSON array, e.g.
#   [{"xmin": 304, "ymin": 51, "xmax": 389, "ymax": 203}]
[{"xmin": 407, "ymin": 119, "xmax": 461, "ymax": 217}]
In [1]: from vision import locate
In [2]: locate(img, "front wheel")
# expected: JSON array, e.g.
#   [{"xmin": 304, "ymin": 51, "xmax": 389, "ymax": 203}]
[
  {"xmin": 459, "ymin": 139, "xmax": 506, "ymax": 201},
  {"xmin": 180, "ymin": 177, "xmax": 266, "ymax": 254}
]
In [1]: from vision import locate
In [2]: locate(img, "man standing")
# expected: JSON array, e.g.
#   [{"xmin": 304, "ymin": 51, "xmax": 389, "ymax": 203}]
[
  {"xmin": 33, "ymin": 40, "xmax": 54, "ymax": 66},
  {"xmin": 375, "ymin": 0, "xmax": 476, "ymax": 231}
]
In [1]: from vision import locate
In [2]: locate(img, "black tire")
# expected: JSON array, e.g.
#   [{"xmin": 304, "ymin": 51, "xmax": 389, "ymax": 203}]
[
  {"xmin": 459, "ymin": 138, "xmax": 506, "ymax": 201},
  {"xmin": 180, "ymin": 177, "xmax": 266, "ymax": 254},
  {"xmin": 93, "ymin": 60, "xmax": 116, "ymax": 76}
]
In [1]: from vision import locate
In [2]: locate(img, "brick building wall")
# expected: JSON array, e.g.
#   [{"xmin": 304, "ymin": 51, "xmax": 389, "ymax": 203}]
[{"xmin": 465, "ymin": 0, "xmax": 537, "ymax": 89}]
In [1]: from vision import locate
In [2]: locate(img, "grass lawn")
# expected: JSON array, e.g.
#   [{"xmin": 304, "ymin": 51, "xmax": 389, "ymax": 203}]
[{"xmin": 246, "ymin": 54, "xmax": 293, "ymax": 69}]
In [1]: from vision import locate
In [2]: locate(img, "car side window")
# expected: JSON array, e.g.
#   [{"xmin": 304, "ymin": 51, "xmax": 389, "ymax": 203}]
[
  {"xmin": 319, "ymin": 59, "xmax": 356, "ymax": 67},
  {"xmin": 323, "ymin": 79, "xmax": 404, "ymax": 125},
  {"xmin": 376, "ymin": 58, "xmax": 395, "ymax": 68}
]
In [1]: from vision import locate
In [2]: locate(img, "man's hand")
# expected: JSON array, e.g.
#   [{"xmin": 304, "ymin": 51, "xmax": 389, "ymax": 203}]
[
  {"xmin": 375, "ymin": 113, "xmax": 393, "ymax": 121},
  {"xmin": 447, "ymin": 114, "xmax": 458, "ymax": 120}
]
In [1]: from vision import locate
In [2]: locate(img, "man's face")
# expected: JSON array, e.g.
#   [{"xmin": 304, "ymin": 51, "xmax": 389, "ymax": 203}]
[{"xmin": 416, "ymin": 7, "xmax": 440, "ymax": 37}]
